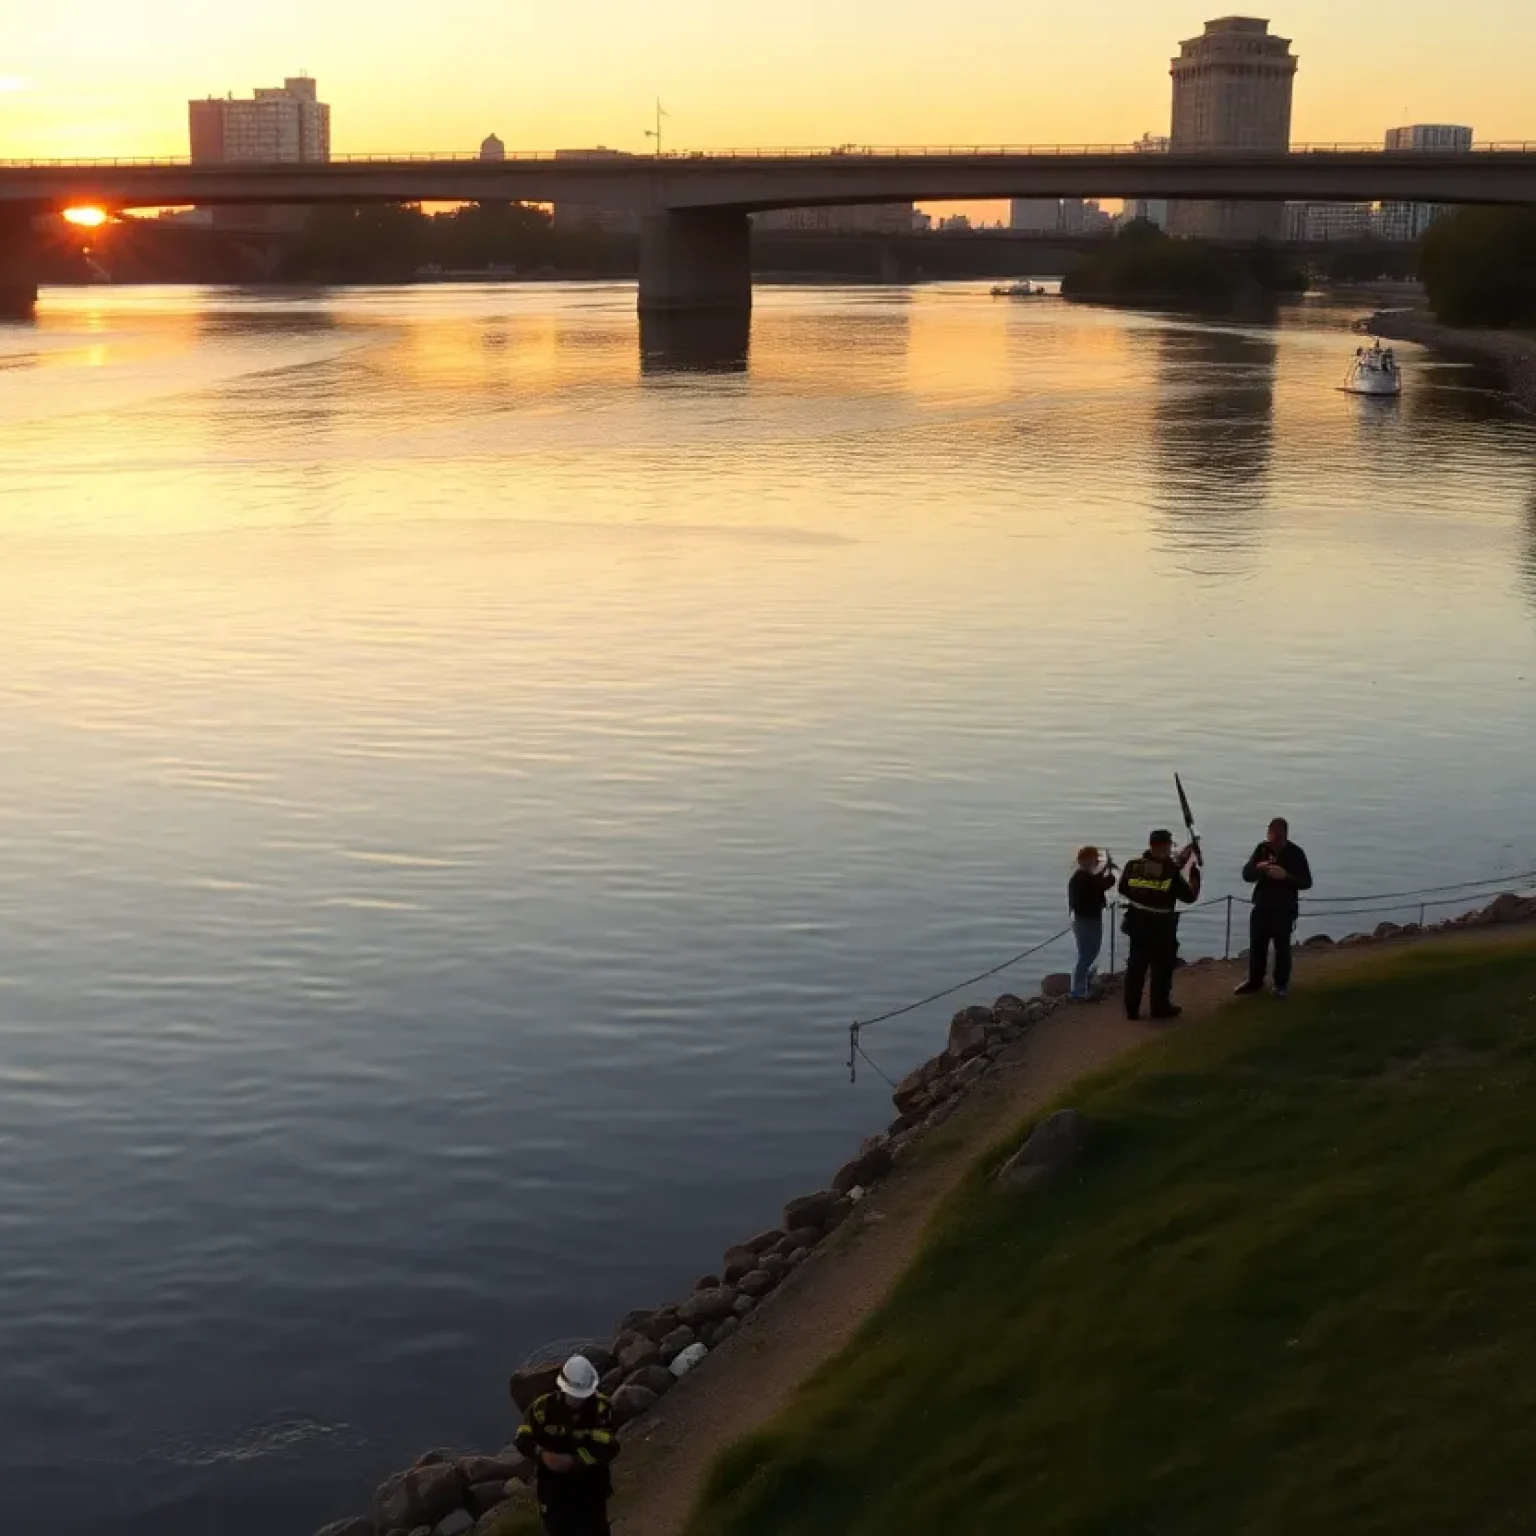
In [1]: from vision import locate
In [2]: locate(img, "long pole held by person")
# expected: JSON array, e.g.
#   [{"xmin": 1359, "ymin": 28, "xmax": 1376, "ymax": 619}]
[{"xmin": 1175, "ymin": 772, "xmax": 1203, "ymax": 868}]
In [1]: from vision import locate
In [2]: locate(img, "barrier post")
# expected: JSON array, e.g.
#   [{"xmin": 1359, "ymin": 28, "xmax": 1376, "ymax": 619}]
[
  {"xmin": 1109, "ymin": 901, "xmax": 1117, "ymax": 973},
  {"xmin": 1224, "ymin": 894, "xmax": 1233, "ymax": 960},
  {"xmin": 1419, "ymin": 902, "xmax": 1426, "ymax": 928}
]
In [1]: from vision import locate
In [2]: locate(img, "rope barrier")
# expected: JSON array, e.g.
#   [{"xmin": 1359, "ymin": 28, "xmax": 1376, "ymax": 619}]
[{"xmin": 844, "ymin": 863, "xmax": 1534, "ymax": 1086}]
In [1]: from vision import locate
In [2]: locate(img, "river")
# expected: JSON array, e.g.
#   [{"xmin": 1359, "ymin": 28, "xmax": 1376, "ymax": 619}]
[{"xmin": 3, "ymin": 282, "xmax": 1535, "ymax": 1535}]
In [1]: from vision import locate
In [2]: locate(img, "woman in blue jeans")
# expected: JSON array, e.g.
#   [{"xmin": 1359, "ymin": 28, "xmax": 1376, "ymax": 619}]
[{"xmin": 1067, "ymin": 846, "xmax": 1118, "ymax": 1000}]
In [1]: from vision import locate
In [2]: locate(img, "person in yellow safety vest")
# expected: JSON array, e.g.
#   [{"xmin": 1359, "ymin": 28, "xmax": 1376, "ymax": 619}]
[
  {"xmin": 1117, "ymin": 828, "xmax": 1202, "ymax": 1021},
  {"xmin": 514, "ymin": 1355, "xmax": 620, "ymax": 1536}
]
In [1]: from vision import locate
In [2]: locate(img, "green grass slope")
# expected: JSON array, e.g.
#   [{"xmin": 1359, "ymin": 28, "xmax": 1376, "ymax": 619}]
[{"xmin": 689, "ymin": 943, "xmax": 1536, "ymax": 1536}]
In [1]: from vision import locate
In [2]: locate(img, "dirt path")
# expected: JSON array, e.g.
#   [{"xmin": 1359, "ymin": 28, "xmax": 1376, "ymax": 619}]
[{"xmin": 610, "ymin": 925, "xmax": 1535, "ymax": 1536}]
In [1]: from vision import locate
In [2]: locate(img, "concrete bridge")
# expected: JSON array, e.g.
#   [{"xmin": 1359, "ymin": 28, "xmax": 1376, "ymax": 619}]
[{"xmin": 4, "ymin": 144, "xmax": 1536, "ymax": 317}]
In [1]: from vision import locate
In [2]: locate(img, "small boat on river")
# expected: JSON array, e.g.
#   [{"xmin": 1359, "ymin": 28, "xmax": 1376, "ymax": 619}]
[
  {"xmin": 990, "ymin": 283, "xmax": 1048, "ymax": 298},
  {"xmin": 1343, "ymin": 340, "xmax": 1402, "ymax": 397}
]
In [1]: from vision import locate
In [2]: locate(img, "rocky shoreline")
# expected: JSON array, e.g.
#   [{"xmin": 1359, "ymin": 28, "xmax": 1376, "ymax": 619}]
[
  {"xmin": 313, "ymin": 889, "xmax": 1536, "ymax": 1536},
  {"xmin": 1366, "ymin": 307, "xmax": 1536, "ymax": 411}
]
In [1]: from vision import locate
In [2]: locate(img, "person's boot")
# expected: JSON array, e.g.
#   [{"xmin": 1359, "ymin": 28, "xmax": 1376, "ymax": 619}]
[
  {"xmin": 1233, "ymin": 980, "xmax": 1263, "ymax": 996},
  {"xmin": 1150, "ymin": 1004, "xmax": 1183, "ymax": 1020}
]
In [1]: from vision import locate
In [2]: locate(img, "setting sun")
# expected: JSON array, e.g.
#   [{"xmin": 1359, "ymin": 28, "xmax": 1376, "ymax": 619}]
[{"xmin": 62, "ymin": 206, "xmax": 108, "ymax": 227}]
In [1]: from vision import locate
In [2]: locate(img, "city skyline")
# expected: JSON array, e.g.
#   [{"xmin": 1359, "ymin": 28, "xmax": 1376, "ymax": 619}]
[{"xmin": 1, "ymin": 1, "xmax": 1530, "ymax": 162}]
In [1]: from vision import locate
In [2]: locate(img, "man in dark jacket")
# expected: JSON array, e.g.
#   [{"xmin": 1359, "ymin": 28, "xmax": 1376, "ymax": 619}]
[
  {"xmin": 1118, "ymin": 829, "xmax": 1202, "ymax": 1021},
  {"xmin": 514, "ymin": 1356, "xmax": 620, "ymax": 1536},
  {"xmin": 1235, "ymin": 817, "xmax": 1313, "ymax": 999}
]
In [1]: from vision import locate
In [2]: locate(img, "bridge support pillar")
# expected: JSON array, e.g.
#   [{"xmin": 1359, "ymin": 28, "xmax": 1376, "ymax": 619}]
[
  {"xmin": 638, "ymin": 209, "xmax": 752, "ymax": 315},
  {"xmin": 0, "ymin": 209, "xmax": 40, "ymax": 320}
]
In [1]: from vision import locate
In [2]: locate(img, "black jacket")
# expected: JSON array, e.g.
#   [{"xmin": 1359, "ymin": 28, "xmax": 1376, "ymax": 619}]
[
  {"xmin": 1068, "ymin": 868, "xmax": 1116, "ymax": 919},
  {"xmin": 1242, "ymin": 840, "xmax": 1313, "ymax": 921},
  {"xmin": 1118, "ymin": 852, "xmax": 1201, "ymax": 920},
  {"xmin": 514, "ymin": 1391, "xmax": 619, "ymax": 1506}
]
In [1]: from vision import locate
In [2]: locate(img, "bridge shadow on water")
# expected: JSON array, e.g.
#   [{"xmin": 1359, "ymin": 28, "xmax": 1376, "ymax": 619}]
[{"xmin": 638, "ymin": 309, "xmax": 751, "ymax": 376}]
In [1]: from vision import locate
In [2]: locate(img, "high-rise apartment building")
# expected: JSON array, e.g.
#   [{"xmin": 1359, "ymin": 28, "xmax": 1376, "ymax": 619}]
[
  {"xmin": 189, "ymin": 77, "xmax": 330, "ymax": 165},
  {"xmin": 188, "ymin": 77, "xmax": 330, "ymax": 231},
  {"xmin": 1167, "ymin": 17, "xmax": 1298, "ymax": 241},
  {"xmin": 1009, "ymin": 199, "xmax": 1060, "ymax": 233},
  {"xmin": 1379, "ymin": 124, "xmax": 1474, "ymax": 242}
]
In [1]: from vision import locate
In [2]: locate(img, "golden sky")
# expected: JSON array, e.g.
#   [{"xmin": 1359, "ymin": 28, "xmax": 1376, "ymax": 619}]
[{"xmin": 2, "ymin": 1, "xmax": 1529, "ymax": 162}]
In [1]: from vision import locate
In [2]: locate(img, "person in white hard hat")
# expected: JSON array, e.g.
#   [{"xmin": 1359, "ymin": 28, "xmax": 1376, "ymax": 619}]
[{"xmin": 513, "ymin": 1354, "xmax": 620, "ymax": 1535}]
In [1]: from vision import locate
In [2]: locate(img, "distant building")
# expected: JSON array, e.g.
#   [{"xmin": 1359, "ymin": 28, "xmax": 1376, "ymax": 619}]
[
  {"xmin": 1009, "ymin": 198, "xmax": 1059, "ymax": 233},
  {"xmin": 550, "ymin": 148, "xmax": 641, "ymax": 235},
  {"xmin": 1379, "ymin": 124, "xmax": 1475, "ymax": 243},
  {"xmin": 937, "ymin": 213, "xmax": 973, "ymax": 233},
  {"xmin": 1284, "ymin": 201, "xmax": 1375, "ymax": 242},
  {"xmin": 754, "ymin": 204, "xmax": 917, "ymax": 234},
  {"xmin": 1059, "ymin": 198, "xmax": 1112, "ymax": 236},
  {"xmin": 188, "ymin": 76, "xmax": 330, "ymax": 231},
  {"xmin": 189, "ymin": 76, "xmax": 330, "ymax": 165},
  {"xmin": 1167, "ymin": 17, "xmax": 1298, "ymax": 241},
  {"xmin": 479, "ymin": 134, "xmax": 506, "ymax": 162}
]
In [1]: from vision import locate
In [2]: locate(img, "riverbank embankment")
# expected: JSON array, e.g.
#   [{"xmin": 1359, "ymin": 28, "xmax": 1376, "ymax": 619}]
[
  {"xmin": 311, "ymin": 893, "xmax": 1536, "ymax": 1536},
  {"xmin": 1368, "ymin": 307, "xmax": 1536, "ymax": 410}
]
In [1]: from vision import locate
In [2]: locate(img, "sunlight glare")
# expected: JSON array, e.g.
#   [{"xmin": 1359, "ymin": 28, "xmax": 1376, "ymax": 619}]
[{"xmin": 63, "ymin": 207, "xmax": 108, "ymax": 228}]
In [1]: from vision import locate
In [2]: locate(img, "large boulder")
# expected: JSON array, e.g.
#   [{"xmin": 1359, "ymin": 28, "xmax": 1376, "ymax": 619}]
[
  {"xmin": 1487, "ymin": 892, "xmax": 1532, "ymax": 924},
  {"xmin": 721, "ymin": 1246, "xmax": 760, "ymax": 1284},
  {"xmin": 1302, "ymin": 933, "xmax": 1334, "ymax": 948},
  {"xmin": 314, "ymin": 1520, "xmax": 375, "ymax": 1536},
  {"xmin": 623, "ymin": 1364, "xmax": 675, "ymax": 1397},
  {"xmin": 677, "ymin": 1286, "xmax": 736, "ymax": 1327},
  {"xmin": 614, "ymin": 1333, "xmax": 662, "ymax": 1373},
  {"xmin": 434, "ymin": 1514, "xmax": 475, "ymax": 1536},
  {"xmin": 457, "ymin": 1452, "xmax": 526, "ymax": 1488},
  {"xmin": 670, "ymin": 1341, "xmax": 709, "ymax": 1377},
  {"xmin": 737, "ymin": 1269, "xmax": 776, "ymax": 1298},
  {"xmin": 575, "ymin": 1343, "xmax": 617, "ymax": 1377},
  {"xmin": 507, "ymin": 1361, "xmax": 562, "ymax": 1412},
  {"xmin": 740, "ymin": 1228, "xmax": 784, "ymax": 1254},
  {"xmin": 1040, "ymin": 972, "xmax": 1073, "ymax": 999},
  {"xmin": 466, "ymin": 1482, "xmax": 510, "ymax": 1517},
  {"xmin": 610, "ymin": 1384, "xmax": 658, "ymax": 1425},
  {"xmin": 1375, "ymin": 921, "xmax": 1403, "ymax": 940},
  {"xmin": 831, "ymin": 1140, "xmax": 894, "ymax": 1195},
  {"xmin": 759, "ymin": 1251, "xmax": 789, "ymax": 1279},
  {"xmin": 945, "ymin": 1006, "xmax": 992, "ymax": 1063},
  {"xmin": 891, "ymin": 1056, "xmax": 945, "ymax": 1116},
  {"xmin": 733, "ymin": 1293, "xmax": 758, "ymax": 1318},
  {"xmin": 657, "ymin": 1326, "xmax": 698, "ymax": 1365},
  {"xmin": 782, "ymin": 1190, "xmax": 839, "ymax": 1231},
  {"xmin": 373, "ymin": 1463, "xmax": 466, "ymax": 1533},
  {"xmin": 995, "ymin": 1109, "xmax": 1091, "ymax": 1192},
  {"xmin": 614, "ymin": 1308, "xmax": 668, "ymax": 1342}
]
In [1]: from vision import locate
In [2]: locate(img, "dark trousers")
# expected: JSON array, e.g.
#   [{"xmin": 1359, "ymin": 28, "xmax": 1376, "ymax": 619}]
[
  {"xmin": 1124, "ymin": 920, "xmax": 1178, "ymax": 1017},
  {"xmin": 1248, "ymin": 909, "xmax": 1295, "ymax": 990},
  {"xmin": 541, "ymin": 1501, "xmax": 611, "ymax": 1536}
]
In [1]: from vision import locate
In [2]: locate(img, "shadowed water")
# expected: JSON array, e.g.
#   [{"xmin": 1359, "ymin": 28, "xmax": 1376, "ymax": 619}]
[{"xmin": 2, "ymin": 283, "xmax": 1535, "ymax": 1534}]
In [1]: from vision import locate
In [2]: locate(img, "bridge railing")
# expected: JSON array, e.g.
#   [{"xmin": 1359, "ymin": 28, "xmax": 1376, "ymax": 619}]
[{"xmin": 5, "ymin": 142, "xmax": 1536, "ymax": 169}]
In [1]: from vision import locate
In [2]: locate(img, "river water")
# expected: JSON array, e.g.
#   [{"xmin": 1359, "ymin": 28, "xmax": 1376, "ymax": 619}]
[{"xmin": 3, "ymin": 283, "xmax": 1535, "ymax": 1534}]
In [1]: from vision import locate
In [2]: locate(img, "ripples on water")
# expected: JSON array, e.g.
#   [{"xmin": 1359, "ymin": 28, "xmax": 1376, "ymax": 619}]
[{"xmin": 2, "ymin": 284, "xmax": 1534, "ymax": 1534}]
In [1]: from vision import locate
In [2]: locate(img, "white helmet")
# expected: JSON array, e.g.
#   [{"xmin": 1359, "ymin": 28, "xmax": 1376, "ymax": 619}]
[{"xmin": 556, "ymin": 1355, "xmax": 599, "ymax": 1400}]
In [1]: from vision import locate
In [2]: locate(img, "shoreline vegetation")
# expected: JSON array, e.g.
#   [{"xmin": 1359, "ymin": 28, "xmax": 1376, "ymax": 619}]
[
  {"xmin": 311, "ymin": 894, "xmax": 1536, "ymax": 1536},
  {"xmin": 1059, "ymin": 219, "xmax": 1306, "ymax": 309},
  {"xmin": 1363, "ymin": 204, "xmax": 1536, "ymax": 411}
]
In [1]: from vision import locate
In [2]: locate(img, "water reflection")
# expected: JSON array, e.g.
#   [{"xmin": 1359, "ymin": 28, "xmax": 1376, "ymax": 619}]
[
  {"xmin": 1150, "ymin": 322, "xmax": 1277, "ymax": 571},
  {"xmin": 638, "ymin": 309, "xmax": 751, "ymax": 374},
  {"xmin": 1524, "ymin": 485, "xmax": 1536, "ymax": 616}
]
